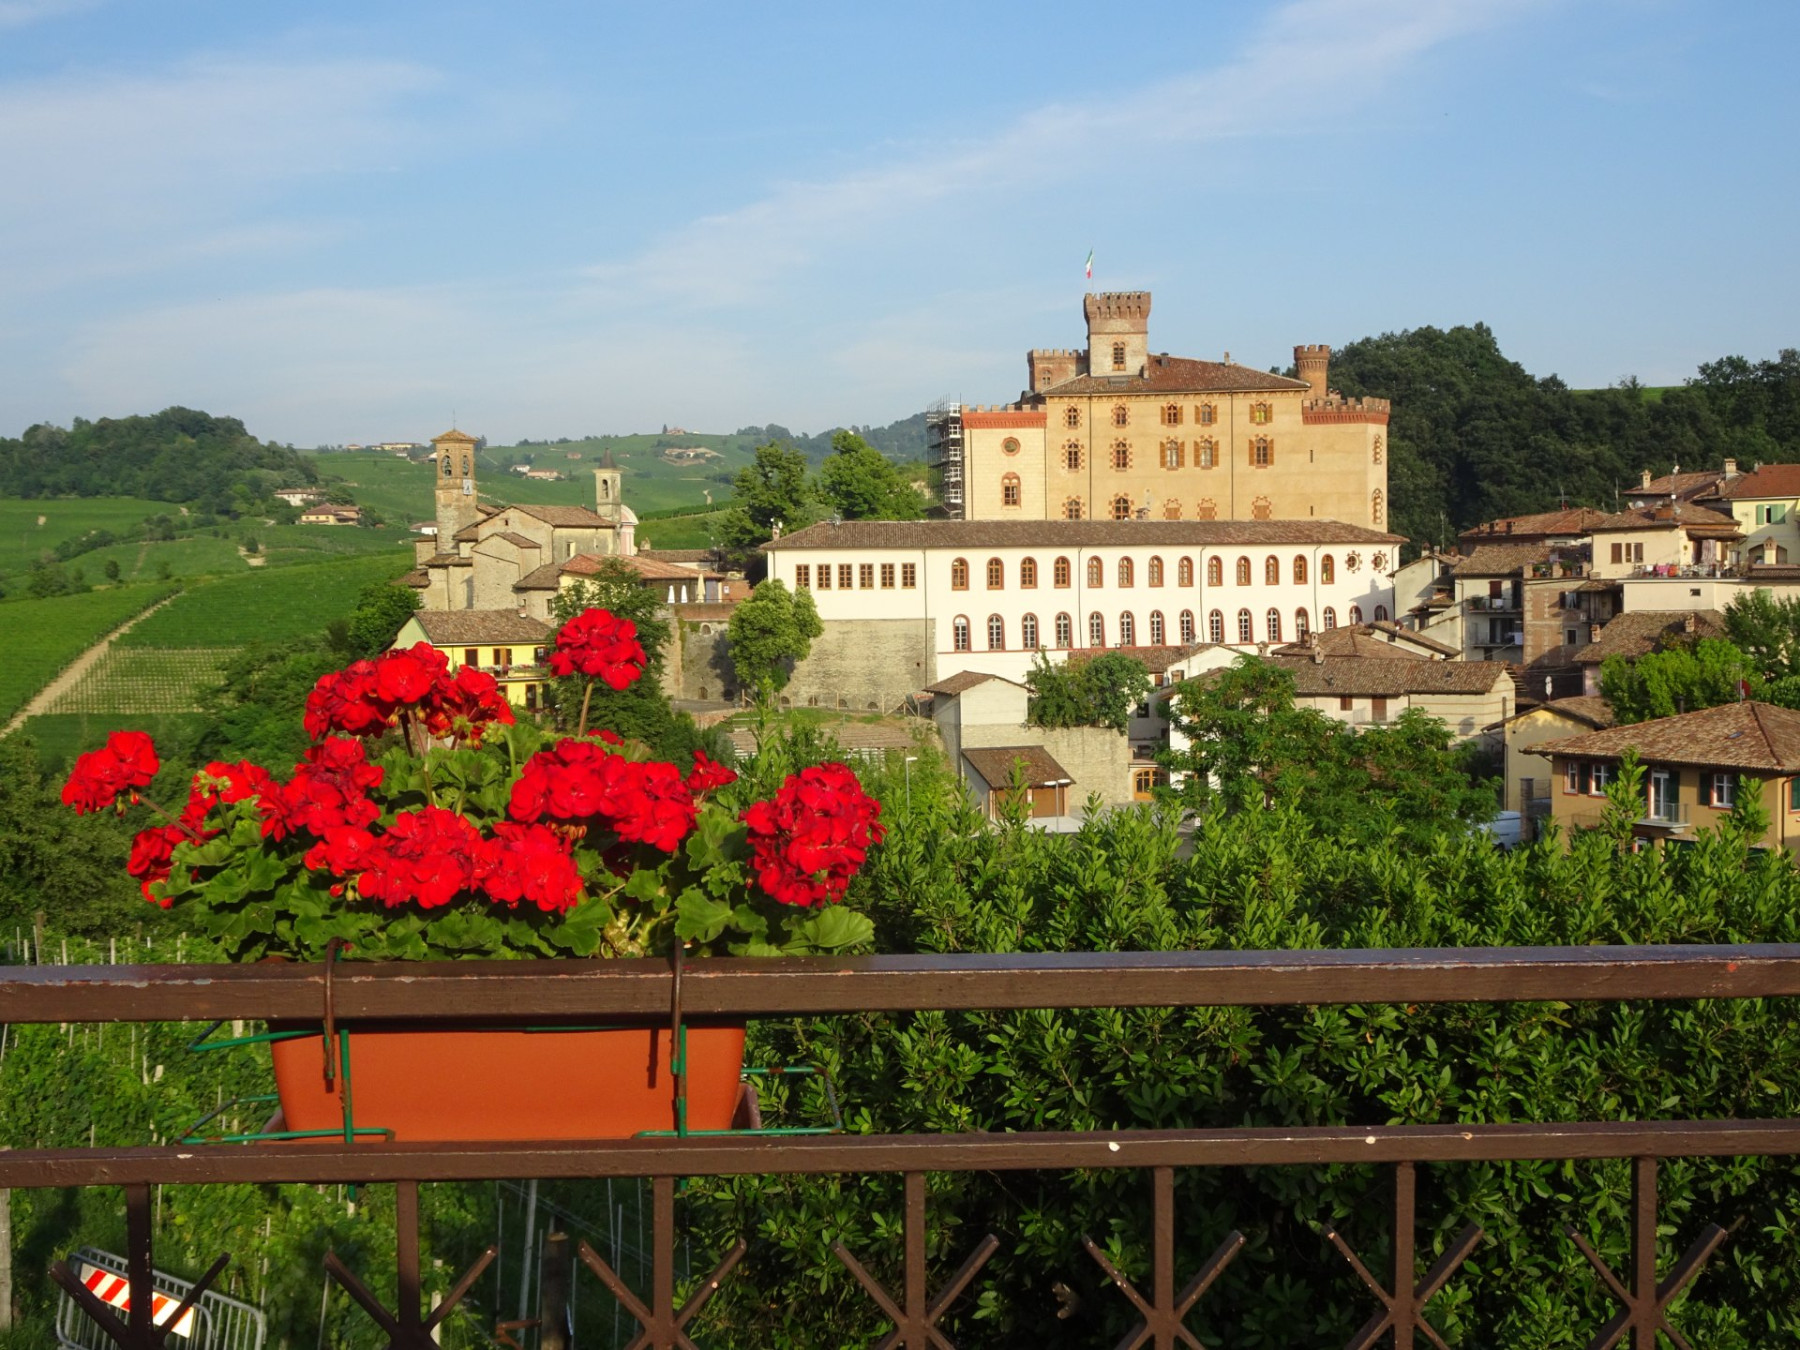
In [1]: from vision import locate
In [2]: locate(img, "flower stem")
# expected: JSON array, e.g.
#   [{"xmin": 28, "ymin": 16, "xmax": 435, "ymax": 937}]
[
  {"xmin": 578, "ymin": 680, "xmax": 594, "ymax": 737},
  {"xmin": 135, "ymin": 793, "xmax": 207, "ymax": 844}
]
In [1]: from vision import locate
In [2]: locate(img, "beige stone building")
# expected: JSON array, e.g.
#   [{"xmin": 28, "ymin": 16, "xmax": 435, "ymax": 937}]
[{"xmin": 929, "ymin": 292, "xmax": 1389, "ymax": 530}]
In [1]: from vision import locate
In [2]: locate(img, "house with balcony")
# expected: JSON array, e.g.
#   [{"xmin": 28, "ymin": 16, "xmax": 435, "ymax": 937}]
[
  {"xmin": 1622, "ymin": 462, "xmax": 1740, "ymax": 511},
  {"xmin": 1706, "ymin": 462, "xmax": 1800, "ymax": 565},
  {"xmin": 1450, "ymin": 545, "xmax": 1605, "ymax": 679},
  {"xmin": 1585, "ymin": 503, "xmax": 1742, "ymax": 582},
  {"xmin": 391, "ymin": 610, "xmax": 554, "ymax": 711},
  {"xmin": 1492, "ymin": 694, "xmax": 1616, "ymax": 826},
  {"xmin": 1530, "ymin": 699, "xmax": 1800, "ymax": 852}
]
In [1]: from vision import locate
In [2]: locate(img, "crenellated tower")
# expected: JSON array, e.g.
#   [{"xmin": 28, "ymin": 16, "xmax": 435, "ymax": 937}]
[
  {"xmin": 1294, "ymin": 344, "xmax": 1331, "ymax": 395},
  {"xmin": 432, "ymin": 429, "xmax": 482, "ymax": 545},
  {"xmin": 1083, "ymin": 291, "xmax": 1152, "ymax": 375}
]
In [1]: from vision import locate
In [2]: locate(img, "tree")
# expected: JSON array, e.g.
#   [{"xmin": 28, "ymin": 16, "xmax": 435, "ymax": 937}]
[
  {"xmin": 727, "ymin": 579, "xmax": 822, "ymax": 698},
  {"xmin": 815, "ymin": 431, "xmax": 923, "ymax": 521},
  {"xmin": 102, "ymin": 559, "xmax": 121, "ymax": 584},
  {"xmin": 344, "ymin": 580, "xmax": 424, "ymax": 661},
  {"xmin": 717, "ymin": 442, "xmax": 813, "ymax": 576},
  {"xmin": 1599, "ymin": 637, "xmax": 1760, "ymax": 723},
  {"xmin": 1025, "ymin": 651, "xmax": 1151, "ymax": 732}
]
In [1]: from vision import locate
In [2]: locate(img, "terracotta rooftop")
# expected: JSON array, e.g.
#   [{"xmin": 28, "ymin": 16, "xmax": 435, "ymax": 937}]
[
  {"xmin": 670, "ymin": 602, "xmax": 738, "ymax": 620},
  {"xmin": 924, "ymin": 671, "xmax": 1022, "ymax": 697},
  {"xmin": 1712, "ymin": 463, "xmax": 1800, "ymax": 501},
  {"xmin": 1451, "ymin": 544, "xmax": 1550, "ymax": 577},
  {"xmin": 1272, "ymin": 623, "xmax": 1457, "ymax": 660},
  {"xmin": 511, "ymin": 504, "xmax": 611, "ymax": 528},
  {"xmin": 1569, "ymin": 610, "xmax": 1726, "ymax": 666},
  {"xmin": 1502, "ymin": 694, "xmax": 1617, "ymax": 731},
  {"xmin": 433, "ymin": 428, "xmax": 478, "ymax": 444},
  {"xmin": 565, "ymin": 553, "xmax": 709, "ymax": 581},
  {"xmin": 396, "ymin": 568, "xmax": 430, "ymax": 589},
  {"xmin": 638, "ymin": 548, "xmax": 717, "ymax": 566},
  {"xmin": 768, "ymin": 519, "xmax": 1403, "ymax": 551},
  {"xmin": 489, "ymin": 532, "xmax": 542, "ymax": 550},
  {"xmin": 1630, "ymin": 469, "xmax": 1731, "ymax": 501},
  {"xmin": 407, "ymin": 611, "xmax": 552, "ymax": 645},
  {"xmin": 1529, "ymin": 700, "xmax": 1800, "ymax": 773},
  {"xmin": 513, "ymin": 564, "xmax": 563, "ymax": 591},
  {"xmin": 1034, "ymin": 354, "xmax": 1309, "ymax": 398},
  {"xmin": 1587, "ymin": 504, "xmax": 1740, "ymax": 535},
  {"xmin": 1272, "ymin": 655, "xmax": 1513, "ymax": 697},
  {"xmin": 1459, "ymin": 508, "xmax": 1611, "ymax": 542},
  {"xmin": 962, "ymin": 745, "xmax": 1075, "ymax": 791}
]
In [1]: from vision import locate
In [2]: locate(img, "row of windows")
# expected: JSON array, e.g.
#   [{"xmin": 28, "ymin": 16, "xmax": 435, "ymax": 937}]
[
  {"xmin": 948, "ymin": 605, "xmax": 1368, "ymax": 652},
  {"xmin": 1563, "ymin": 761, "xmax": 1779, "ymax": 814},
  {"xmin": 1061, "ymin": 403, "xmax": 1248, "ymax": 430},
  {"xmin": 1056, "ymin": 438, "xmax": 1272, "ymax": 471},
  {"xmin": 794, "ymin": 562, "xmax": 918, "ymax": 590},
  {"xmin": 950, "ymin": 552, "xmax": 1346, "ymax": 590}
]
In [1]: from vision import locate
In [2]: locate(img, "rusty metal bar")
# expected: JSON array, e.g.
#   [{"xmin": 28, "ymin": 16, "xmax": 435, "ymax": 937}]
[
  {"xmin": 4, "ymin": 945, "xmax": 1800, "ymax": 1023},
  {"xmin": 125, "ymin": 1183, "xmax": 152, "ymax": 1350},
  {"xmin": 6, "ymin": 1119, "xmax": 1800, "ymax": 1190}
]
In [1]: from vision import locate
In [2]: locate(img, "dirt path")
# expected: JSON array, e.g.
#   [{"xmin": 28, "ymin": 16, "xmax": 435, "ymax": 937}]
[{"xmin": 2, "ymin": 593, "xmax": 180, "ymax": 737}]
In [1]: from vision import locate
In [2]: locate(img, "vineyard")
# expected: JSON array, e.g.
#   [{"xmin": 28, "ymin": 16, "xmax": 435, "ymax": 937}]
[
  {"xmin": 44, "ymin": 647, "xmax": 232, "ymax": 714},
  {"xmin": 118, "ymin": 553, "xmax": 415, "ymax": 649},
  {"xmin": 0, "ymin": 583, "xmax": 179, "ymax": 724}
]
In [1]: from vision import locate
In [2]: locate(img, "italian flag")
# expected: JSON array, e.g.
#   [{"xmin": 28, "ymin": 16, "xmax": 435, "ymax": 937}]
[{"xmin": 1084, "ymin": 250, "xmax": 1094, "ymax": 280}]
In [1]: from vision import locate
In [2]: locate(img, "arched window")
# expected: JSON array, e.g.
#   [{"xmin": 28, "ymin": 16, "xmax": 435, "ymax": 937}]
[
  {"xmin": 1110, "ymin": 495, "xmax": 1132, "ymax": 520},
  {"xmin": 1118, "ymin": 558, "xmax": 1134, "ymax": 587},
  {"xmin": 1020, "ymin": 557, "xmax": 1038, "ymax": 588},
  {"xmin": 1236, "ymin": 609, "xmax": 1254, "ymax": 643},
  {"xmin": 1087, "ymin": 557, "xmax": 1104, "ymax": 587},
  {"xmin": 1162, "ymin": 404, "xmax": 1182, "ymax": 426},
  {"xmin": 1119, "ymin": 612, "xmax": 1136, "ymax": 646},
  {"xmin": 987, "ymin": 615, "xmax": 1005, "ymax": 650},
  {"xmin": 1349, "ymin": 605, "xmax": 1364, "ymax": 624},
  {"xmin": 1205, "ymin": 556, "xmax": 1221, "ymax": 586},
  {"xmin": 1266, "ymin": 608, "xmax": 1282, "ymax": 642},
  {"xmin": 1112, "ymin": 441, "xmax": 1132, "ymax": 471},
  {"xmin": 1265, "ymin": 556, "xmax": 1280, "ymax": 586},
  {"xmin": 1064, "ymin": 443, "xmax": 1083, "ymax": 471},
  {"xmin": 1112, "ymin": 404, "xmax": 1129, "ymax": 427},
  {"xmin": 952, "ymin": 616, "xmax": 970, "ymax": 651},
  {"xmin": 951, "ymin": 558, "xmax": 969, "ymax": 590},
  {"xmin": 1001, "ymin": 473, "xmax": 1021, "ymax": 508},
  {"xmin": 1149, "ymin": 610, "xmax": 1165, "ymax": 644},
  {"xmin": 1054, "ymin": 556, "xmax": 1072, "ymax": 587},
  {"xmin": 1064, "ymin": 497, "xmax": 1084, "ymax": 520},
  {"xmin": 1321, "ymin": 555, "xmax": 1335, "ymax": 584},
  {"xmin": 1162, "ymin": 499, "xmax": 1182, "ymax": 519},
  {"xmin": 986, "ymin": 557, "xmax": 1004, "ymax": 589},
  {"xmin": 1178, "ymin": 557, "xmax": 1194, "ymax": 587},
  {"xmin": 1022, "ymin": 613, "xmax": 1039, "ymax": 648},
  {"xmin": 1148, "ymin": 556, "xmax": 1164, "ymax": 586},
  {"xmin": 1323, "ymin": 607, "xmax": 1338, "ymax": 630},
  {"xmin": 1197, "ymin": 403, "xmax": 1216, "ymax": 426},
  {"xmin": 1207, "ymin": 610, "xmax": 1223, "ymax": 643},
  {"xmin": 1251, "ymin": 437, "xmax": 1273, "ymax": 467},
  {"xmin": 1375, "ymin": 605, "xmax": 1389, "ymax": 622},
  {"xmin": 1161, "ymin": 439, "xmax": 1184, "ymax": 469},
  {"xmin": 1293, "ymin": 556, "xmax": 1308, "ymax": 585},
  {"xmin": 1250, "ymin": 402, "xmax": 1272, "ymax": 425},
  {"xmin": 1195, "ymin": 438, "xmax": 1215, "ymax": 469},
  {"xmin": 1055, "ymin": 613, "xmax": 1072, "ymax": 648},
  {"xmin": 1089, "ymin": 612, "xmax": 1106, "ymax": 647},
  {"xmin": 1235, "ymin": 557, "xmax": 1252, "ymax": 585},
  {"xmin": 1064, "ymin": 406, "xmax": 1081, "ymax": 428},
  {"xmin": 1295, "ymin": 608, "xmax": 1310, "ymax": 640},
  {"xmin": 1181, "ymin": 610, "xmax": 1197, "ymax": 643},
  {"xmin": 1371, "ymin": 489, "xmax": 1384, "ymax": 526}
]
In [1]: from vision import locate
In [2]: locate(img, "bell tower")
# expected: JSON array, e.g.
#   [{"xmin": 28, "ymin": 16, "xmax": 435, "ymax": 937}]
[
  {"xmin": 594, "ymin": 447, "xmax": 623, "ymax": 525},
  {"xmin": 432, "ymin": 429, "xmax": 481, "ymax": 545}
]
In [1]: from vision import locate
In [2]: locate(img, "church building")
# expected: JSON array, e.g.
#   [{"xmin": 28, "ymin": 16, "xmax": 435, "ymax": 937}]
[{"xmin": 928, "ymin": 292, "xmax": 1390, "ymax": 531}]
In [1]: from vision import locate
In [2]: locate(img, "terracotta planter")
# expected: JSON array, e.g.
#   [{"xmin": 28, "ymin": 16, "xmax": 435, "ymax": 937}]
[{"xmin": 268, "ymin": 1022, "xmax": 747, "ymax": 1141}]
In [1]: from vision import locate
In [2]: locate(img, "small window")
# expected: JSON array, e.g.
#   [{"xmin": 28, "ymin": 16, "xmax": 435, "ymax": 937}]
[
  {"xmin": 816, "ymin": 566, "xmax": 832, "ymax": 590},
  {"xmin": 1149, "ymin": 610, "xmax": 1165, "ymax": 644},
  {"xmin": 1001, "ymin": 473, "xmax": 1022, "ymax": 507},
  {"xmin": 952, "ymin": 616, "xmax": 970, "ymax": 652},
  {"xmin": 795, "ymin": 564, "xmax": 811, "ymax": 589},
  {"xmin": 1119, "ymin": 612, "xmax": 1136, "ymax": 645},
  {"xmin": 1195, "ymin": 438, "xmax": 1216, "ymax": 470},
  {"xmin": 901, "ymin": 563, "xmax": 917, "ymax": 589},
  {"xmin": 1118, "ymin": 558, "xmax": 1134, "ymax": 587},
  {"xmin": 1236, "ymin": 609, "xmax": 1253, "ymax": 642},
  {"xmin": 951, "ymin": 558, "xmax": 969, "ymax": 590},
  {"xmin": 1591, "ymin": 763, "xmax": 1614, "ymax": 796},
  {"xmin": 1087, "ymin": 557, "xmax": 1104, "ymax": 588},
  {"xmin": 463, "ymin": 647, "xmax": 479, "ymax": 667},
  {"xmin": 1370, "ymin": 696, "xmax": 1389, "ymax": 723},
  {"xmin": 1293, "ymin": 556, "xmax": 1308, "ymax": 585},
  {"xmin": 1789, "ymin": 777, "xmax": 1800, "ymax": 813},
  {"xmin": 1064, "ymin": 497, "xmax": 1085, "ymax": 520},
  {"xmin": 1020, "ymin": 557, "xmax": 1038, "ymax": 588},
  {"xmin": 1321, "ymin": 555, "xmax": 1335, "ymax": 585},
  {"xmin": 1065, "ymin": 406, "xmax": 1081, "ymax": 428},
  {"xmin": 1197, "ymin": 403, "xmax": 1216, "ymax": 426},
  {"xmin": 1001, "ymin": 436, "xmax": 1021, "ymax": 456},
  {"xmin": 1148, "ymin": 556, "xmax": 1164, "ymax": 587},
  {"xmin": 1022, "ymin": 613, "xmax": 1040, "ymax": 648},
  {"xmin": 1110, "ymin": 495, "xmax": 1133, "ymax": 520},
  {"xmin": 1205, "ymin": 610, "xmax": 1221, "ymax": 643},
  {"xmin": 1711, "ymin": 773, "xmax": 1736, "ymax": 809},
  {"xmin": 1054, "ymin": 556, "xmax": 1072, "ymax": 587},
  {"xmin": 1206, "ymin": 557, "xmax": 1222, "ymax": 587},
  {"xmin": 1055, "ymin": 612, "xmax": 1073, "ymax": 648},
  {"xmin": 1374, "ymin": 605, "xmax": 1389, "ymax": 621},
  {"xmin": 1235, "ymin": 557, "xmax": 1251, "ymax": 585},
  {"xmin": 880, "ymin": 563, "xmax": 896, "ymax": 589},
  {"xmin": 1250, "ymin": 402, "xmax": 1272, "ymax": 425},
  {"xmin": 1295, "ymin": 608, "xmax": 1310, "ymax": 639},
  {"xmin": 1089, "ymin": 612, "xmax": 1106, "ymax": 646},
  {"xmin": 1323, "ymin": 606, "xmax": 1337, "ymax": 629},
  {"xmin": 1340, "ymin": 696, "xmax": 1354, "ymax": 712},
  {"xmin": 1064, "ymin": 443, "xmax": 1083, "ymax": 472},
  {"xmin": 1112, "ymin": 343, "xmax": 1127, "ymax": 370},
  {"xmin": 1265, "ymin": 556, "xmax": 1280, "ymax": 586},
  {"xmin": 987, "ymin": 615, "xmax": 1005, "ymax": 650},
  {"xmin": 1162, "ymin": 404, "xmax": 1182, "ymax": 426},
  {"xmin": 1162, "ymin": 439, "xmax": 1184, "ymax": 469},
  {"xmin": 1112, "ymin": 441, "xmax": 1132, "ymax": 471},
  {"xmin": 986, "ymin": 557, "xmax": 1004, "ymax": 589},
  {"xmin": 859, "ymin": 563, "xmax": 874, "ymax": 589},
  {"xmin": 1251, "ymin": 437, "xmax": 1273, "ymax": 467},
  {"xmin": 1179, "ymin": 557, "xmax": 1195, "ymax": 587},
  {"xmin": 838, "ymin": 564, "xmax": 853, "ymax": 589},
  {"xmin": 1112, "ymin": 405, "xmax": 1129, "ymax": 427},
  {"xmin": 1266, "ymin": 608, "xmax": 1282, "ymax": 642},
  {"xmin": 1349, "ymin": 605, "xmax": 1364, "ymax": 624}
]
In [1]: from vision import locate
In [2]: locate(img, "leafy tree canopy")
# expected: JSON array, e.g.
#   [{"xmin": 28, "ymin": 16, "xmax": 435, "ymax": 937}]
[
  {"xmin": 727, "ymin": 578, "xmax": 823, "ymax": 698},
  {"xmin": 1025, "ymin": 651, "xmax": 1151, "ymax": 732},
  {"xmin": 1599, "ymin": 637, "xmax": 1762, "ymax": 723},
  {"xmin": 816, "ymin": 430, "xmax": 923, "ymax": 521},
  {"xmin": 717, "ymin": 441, "xmax": 814, "ymax": 575}
]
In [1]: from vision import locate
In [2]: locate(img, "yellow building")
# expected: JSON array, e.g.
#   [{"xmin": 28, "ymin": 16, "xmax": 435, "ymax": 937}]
[
  {"xmin": 393, "ymin": 610, "xmax": 554, "ymax": 712},
  {"xmin": 929, "ymin": 292, "xmax": 1389, "ymax": 530}
]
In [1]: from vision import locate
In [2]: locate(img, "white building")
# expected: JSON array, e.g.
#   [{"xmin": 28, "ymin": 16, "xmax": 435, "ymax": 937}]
[{"xmin": 763, "ymin": 519, "xmax": 1402, "ymax": 690}]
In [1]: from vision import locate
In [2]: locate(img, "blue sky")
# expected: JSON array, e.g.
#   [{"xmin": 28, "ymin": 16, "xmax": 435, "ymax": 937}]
[{"xmin": 1, "ymin": 0, "xmax": 1795, "ymax": 446}]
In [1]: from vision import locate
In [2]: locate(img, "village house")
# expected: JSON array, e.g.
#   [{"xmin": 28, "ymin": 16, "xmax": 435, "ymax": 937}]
[
  {"xmin": 1530, "ymin": 700, "xmax": 1800, "ymax": 853},
  {"xmin": 1268, "ymin": 648, "xmax": 1513, "ymax": 745},
  {"xmin": 391, "ymin": 610, "xmax": 554, "ymax": 712},
  {"xmin": 1568, "ymin": 610, "xmax": 1727, "ymax": 696},
  {"xmin": 297, "ymin": 503, "xmax": 362, "ymax": 526},
  {"xmin": 1491, "ymin": 694, "xmax": 1617, "ymax": 827}
]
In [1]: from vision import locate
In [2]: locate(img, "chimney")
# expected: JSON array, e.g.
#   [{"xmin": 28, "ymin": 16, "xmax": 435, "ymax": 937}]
[
  {"xmin": 1641, "ymin": 469, "xmax": 1652, "ymax": 489},
  {"xmin": 1589, "ymin": 623, "xmax": 1602, "ymax": 642},
  {"xmin": 1683, "ymin": 612, "xmax": 1697, "ymax": 633},
  {"xmin": 1724, "ymin": 458, "xmax": 1739, "ymax": 479},
  {"xmin": 1294, "ymin": 344, "xmax": 1331, "ymax": 397}
]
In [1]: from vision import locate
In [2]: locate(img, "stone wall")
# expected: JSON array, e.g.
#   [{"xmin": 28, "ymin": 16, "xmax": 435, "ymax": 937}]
[{"xmin": 666, "ymin": 614, "xmax": 936, "ymax": 712}]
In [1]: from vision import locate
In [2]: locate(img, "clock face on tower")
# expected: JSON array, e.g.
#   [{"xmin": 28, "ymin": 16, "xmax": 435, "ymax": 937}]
[{"xmin": 462, "ymin": 479, "xmax": 473, "ymax": 495}]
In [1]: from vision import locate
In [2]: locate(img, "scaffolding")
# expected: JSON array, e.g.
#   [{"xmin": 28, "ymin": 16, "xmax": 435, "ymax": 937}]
[{"xmin": 925, "ymin": 401, "xmax": 964, "ymax": 519}]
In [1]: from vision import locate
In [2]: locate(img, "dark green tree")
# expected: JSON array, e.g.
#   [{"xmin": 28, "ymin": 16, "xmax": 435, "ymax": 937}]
[
  {"xmin": 1025, "ymin": 651, "xmax": 1151, "ymax": 732},
  {"xmin": 726, "ymin": 579, "xmax": 823, "ymax": 698},
  {"xmin": 1599, "ymin": 637, "xmax": 1760, "ymax": 723},
  {"xmin": 344, "ymin": 579, "xmax": 424, "ymax": 660},
  {"xmin": 815, "ymin": 430, "xmax": 923, "ymax": 520},
  {"xmin": 717, "ymin": 441, "xmax": 814, "ymax": 576}
]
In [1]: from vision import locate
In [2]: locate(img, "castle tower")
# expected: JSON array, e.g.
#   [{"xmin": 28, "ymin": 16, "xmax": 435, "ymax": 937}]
[
  {"xmin": 1083, "ymin": 291, "xmax": 1152, "ymax": 376},
  {"xmin": 432, "ymin": 429, "xmax": 482, "ymax": 545},
  {"xmin": 1295, "ymin": 344, "xmax": 1331, "ymax": 396},
  {"xmin": 593, "ymin": 447, "xmax": 623, "ymax": 525}
]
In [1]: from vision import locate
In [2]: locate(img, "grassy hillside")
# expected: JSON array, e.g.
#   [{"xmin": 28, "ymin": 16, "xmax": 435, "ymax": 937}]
[
  {"xmin": 0, "ymin": 497, "xmax": 170, "ymax": 576},
  {"xmin": 118, "ymin": 553, "xmax": 413, "ymax": 649},
  {"xmin": 0, "ymin": 583, "xmax": 179, "ymax": 723}
]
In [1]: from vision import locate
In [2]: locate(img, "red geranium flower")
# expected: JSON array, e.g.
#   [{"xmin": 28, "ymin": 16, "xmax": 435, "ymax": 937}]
[
  {"xmin": 355, "ymin": 806, "xmax": 486, "ymax": 910},
  {"xmin": 686, "ymin": 750, "xmax": 737, "ymax": 794},
  {"xmin": 549, "ymin": 608, "xmax": 646, "ymax": 690},
  {"xmin": 62, "ymin": 732, "xmax": 161, "ymax": 815},
  {"xmin": 127, "ymin": 822, "xmax": 190, "ymax": 906},
  {"xmin": 741, "ymin": 762, "xmax": 884, "ymax": 908},
  {"xmin": 481, "ymin": 822, "xmax": 584, "ymax": 913}
]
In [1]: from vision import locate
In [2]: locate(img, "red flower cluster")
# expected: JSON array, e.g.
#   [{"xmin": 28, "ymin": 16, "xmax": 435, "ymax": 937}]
[
  {"xmin": 353, "ymin": 806, "xmax": 487, "ymax": 910},
  {"xmin": 62, "ymin": 731, "xmax": 160, "ymax": 814},
  {"xmin": 127, "ymin": 824, "xmax": 189, "ymax": 906},
  {"xmin": 549, "ymin": 609, "xmax": 646, "ymax": 689},
  {"xmin": 482, "ymin": 822, "xmax": 584, "ymax": 913},
  {"xmin": 687, "ymin": 750, "xmax": 737, "ymax": 794},
  {"xmin": 261, "ymin": 739, "xmax": 384, "ymax": 841},
  {"xmin": 304, "ymin": 644, "xmax": 515, "ymax": 742},
  {"xmin": 742, "ymin": 763, "xmax": 884, "ymax": 908},
  {"xmin": 508, "ymin": 737, "xmax": 698, "ymax": 852}
]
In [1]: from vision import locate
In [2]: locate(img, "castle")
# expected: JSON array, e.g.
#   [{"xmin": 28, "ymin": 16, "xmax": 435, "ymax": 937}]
[
  {"xmin": 928, "ymin": 292, "xmax": 1390, "ymax": 530},
  {"xmin": 408, "ymin": 429, "xmax": 637, "ymax": 614}
]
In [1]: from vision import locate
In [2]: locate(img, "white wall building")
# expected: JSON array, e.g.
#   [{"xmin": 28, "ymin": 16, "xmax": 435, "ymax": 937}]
[{"xmin": 764, "ymin": 519, "xmax": 1402, "ymax": 688}]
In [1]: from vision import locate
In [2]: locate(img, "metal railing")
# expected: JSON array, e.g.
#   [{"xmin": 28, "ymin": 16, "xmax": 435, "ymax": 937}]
[{"xmin": 6, "ymin": 948, "xmax": 1800, "ymax": 1349}]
